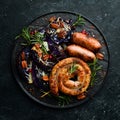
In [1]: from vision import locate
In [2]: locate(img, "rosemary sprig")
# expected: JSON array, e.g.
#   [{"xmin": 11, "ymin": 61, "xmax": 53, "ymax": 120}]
[
  {"xmin": 57, "ymin": 94, "xmax": 71, "ymax": 106},
  {"xmin": 88, "ymin": 59, "xmax": 102, "ymax": 86},
  {"xmin": 40, "ymin": 90, "xmax": 71, "ymax": 106},
  {"xmin": 34, "ymin": 32, "xmax": 48, "ymax": 54},
  {"xmin": 69, "ymin": 63, "xmax": 78, "ymax": 74},
  {"xmin": 15, "ymin": 27, "xmax": 31, "ymax": 45},
  {"xmin": 73, "ymin": 15, "xmax": 85, "ymax": 26},
  {"xmin": 15, "ymin": 27, "xmax": 48, "ymax": 54}
]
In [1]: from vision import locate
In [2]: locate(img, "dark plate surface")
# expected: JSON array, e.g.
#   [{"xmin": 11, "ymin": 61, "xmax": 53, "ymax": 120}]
[{"xmin": 11, "ymin": 11, "xmax": 110, "ymax": 108}]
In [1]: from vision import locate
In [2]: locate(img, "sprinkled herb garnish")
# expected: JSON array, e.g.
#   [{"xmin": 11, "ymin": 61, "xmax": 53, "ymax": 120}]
[
  {"xmin": 73, "ymin": 15, "xmax": 85, "ymax": 26},
  {"xmin": 33, "ymin": 32, "xmax": 48, "ymax": 54},
  {"xmin": 15, "ymin": 27, "xmax": 32, "ymax": 45},
  {"xmin": 15, "ymin": 27, "xmax": 48, "ymax": 54},
  {"xmin": 40, "ymin": 90, "xmax": 71, "ymax": 106},
  {"xmin": 57, "ymin": 94, "xmax": 71, "ymax": 106},
  {"xmin": 88, "ymin": 59, "xmax": 102, "ymax": 86},
  {"xmin": 69, "ymin": 63, "xmax": 78, "ymax": 74}
]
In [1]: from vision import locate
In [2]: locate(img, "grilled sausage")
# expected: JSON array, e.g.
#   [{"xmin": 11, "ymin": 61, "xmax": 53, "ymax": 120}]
[
  {"xmin": 72, "ymin": 32, "xmax": 102, "ymax": 52},
  {"xmin": 66, "ymin": 44, "xmax": 96, "ymax": 62},
  {"xmin": 49, "ymin": 57, "xmax": 91, "ymax": 98}
]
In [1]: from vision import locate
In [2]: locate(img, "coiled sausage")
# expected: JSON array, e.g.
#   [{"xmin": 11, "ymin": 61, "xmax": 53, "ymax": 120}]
[{"xmin": 49, "ymin": 57, "xmax": 91, "ymax": 98}]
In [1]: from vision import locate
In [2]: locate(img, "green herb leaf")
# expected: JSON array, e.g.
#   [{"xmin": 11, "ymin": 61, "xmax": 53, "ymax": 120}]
[
  {"xmin": 57, "ymin": 94, "xmax": 71, "ymax": 106},
  {"xmin": 69, "ymin": 63, "xmax": 78, "ymax": 74},
  {"xmin": 15, "ymin": 35, "xmax": 20, "ymax": 40},
  {"xmin": 16, "ymin": 27, "xmax": 31, "ymax": 45},
  {"xmin": 34, "ymin": 32, "xmax": 48, "ymax": 54},
  {"xmin": 40, "ymin": 90, "xmax": 71, "ymax": 106},
  {"xmin": 20, "ymin": 43, "xmax": 28, "ymax": 46},
  {"xmin": 88, "ymin": 59, "xmax": 102, "ymax": 86},
  {"xmin": 16, "ymin": 27, "xmax": 48, "ymax": 54},
  {"xmin": 73, "ymin": 15, "xmax": 85, "ymax": 26}
]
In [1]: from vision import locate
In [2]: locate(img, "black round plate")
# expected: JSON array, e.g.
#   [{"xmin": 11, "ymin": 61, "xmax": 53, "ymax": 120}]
[{"xmin": 11, "ymin": 11, "xmax": 110, "ymax": 108}]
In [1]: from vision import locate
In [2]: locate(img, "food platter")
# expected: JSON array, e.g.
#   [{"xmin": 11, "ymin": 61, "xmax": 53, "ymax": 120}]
[{"xmin": 11, "ymin": 11, "xmax": 110, "ymax": 108}]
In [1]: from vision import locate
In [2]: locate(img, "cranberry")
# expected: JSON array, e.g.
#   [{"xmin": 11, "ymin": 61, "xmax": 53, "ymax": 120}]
[
  {"xmin": 49, "ymin": 55, "xmax": 53, "ymax": 59},
  {"xmin": 30, "ymin": 31, "xmax": 35, "ymax": 35},
  {"xmin": 28, "ymin": 69, "xmax": 32, "ymax": 73},
  {"xmin": 81, "ymin": 29, "xmax": 88, "ymax": 35}
]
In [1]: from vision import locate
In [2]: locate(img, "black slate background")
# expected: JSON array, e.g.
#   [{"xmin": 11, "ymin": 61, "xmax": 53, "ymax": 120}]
[{"xmin": 0, "ymin": 0, "xmax": 120, "ymax": 120}]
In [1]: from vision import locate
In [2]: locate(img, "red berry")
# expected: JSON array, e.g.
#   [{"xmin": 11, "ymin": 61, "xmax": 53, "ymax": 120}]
[
  {"xmin": 49, "ymin": 55, "xmax": 52, "ymax": 59},
  {"xmin": 28, "ymin": 69, "xmax": 32, "ymax": 73},
  {"xmin": 30, "ymin": 31, "xmax": 35, "ymax": 35},
  {"xmin": 81, "ymin": 29, "xmax": 88, "ymax": 35}
]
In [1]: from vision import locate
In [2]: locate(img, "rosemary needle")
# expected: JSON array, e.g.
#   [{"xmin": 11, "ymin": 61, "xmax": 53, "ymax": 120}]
[
  {"xmin": 88, "ymin": 59, "xmax": 102, "ymax": 86},
  {"xmin": 69, "ymin": 63, "xmax": 78, "ymax": 74},
  {"xmin": 73, "ymin": 15, "xmax": 85, "ymax": 26},
  {"xmin": 57, "ymin": 94, "xmax": 71, "ymax": 106},
  {"xmin": 16, "ymin": 27, "xmax": 48, "ymax": 54}
]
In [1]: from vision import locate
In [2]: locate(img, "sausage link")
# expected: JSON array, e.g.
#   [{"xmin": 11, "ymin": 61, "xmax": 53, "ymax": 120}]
[
  {"xmin": 66, "ymin": 44, "xmax": 96, "ymax": 62},
  {"xmin": 72, "ymin": 32, "xmax": 102, "ymax": 52}
]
